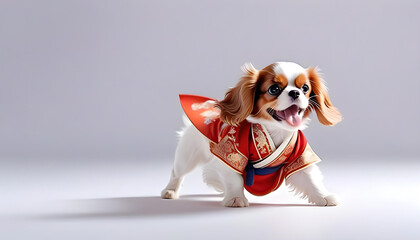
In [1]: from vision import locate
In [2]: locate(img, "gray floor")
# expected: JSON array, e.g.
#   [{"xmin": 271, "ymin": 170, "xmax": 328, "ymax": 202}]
[{"xmin": 1, "ymin": 157, "xmax": 419, "ymax": 240}]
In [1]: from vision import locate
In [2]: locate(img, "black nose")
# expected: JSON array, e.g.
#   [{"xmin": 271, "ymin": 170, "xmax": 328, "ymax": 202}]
[{"xmin": 288, "ymin": 90, "xmax": 300, "ymax": 100}]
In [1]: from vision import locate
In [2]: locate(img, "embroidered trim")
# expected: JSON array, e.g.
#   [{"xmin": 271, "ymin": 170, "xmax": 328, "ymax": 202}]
[
  {"xmin": 269, "ymin": 144, "xmax": 320, "ymax": 193},
  {"xmin": 260, "ymin": 124, "xmax": 276, "ymax": 152},
  {"xmin": 251, "ymin": 124, "xmax": 262, "ymax": 160},
  {"xmin": 253, "ymin": 132, "xmax": 297, "ymax": 168},
  {"xmin": 250, "ymin": 123, "xmax": 278, "ymax": 163},
  {"xmin": 209, "ymin": 126, "xmax": 248, "ymax": 174},
  {"xmin": 284, "ymin": 144, "xmax": 321, "ymax": 178}
]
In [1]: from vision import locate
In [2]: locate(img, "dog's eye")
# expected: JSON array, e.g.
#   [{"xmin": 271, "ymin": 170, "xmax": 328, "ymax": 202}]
[
  {"xmin": 302, "ymin": 84, "xmax": 309, "ymax": 93},
  {"xmin": 267, "ymin": 85, "xmax": 281, "ymax": 96}
]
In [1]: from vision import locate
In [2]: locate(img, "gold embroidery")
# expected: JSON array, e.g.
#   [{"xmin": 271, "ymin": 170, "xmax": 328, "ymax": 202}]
[
  {"xmin": 284, "ymin": 144, "xmax": 321, "ymax": 178},
  {"xmin": 226, "ymin": 153, "xmax": 245, "ymax": 169},
  {"xmin": 252, "ymin": 124, "xmax": 273, "ymax": 158},
  {"xmin": 283, "ymin": 143, "xmax": 294, "ymax": 156},
  {"xmin": 284, "ymin": 155, "xmax": 305, "ymax": 173},
  {"xmin": 209, "ymin": 127, "xmax": 248, "ymax": 173}
]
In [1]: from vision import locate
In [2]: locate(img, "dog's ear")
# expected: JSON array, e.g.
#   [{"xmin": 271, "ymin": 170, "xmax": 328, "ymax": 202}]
[
  {"xmin": 307, "ymin": 67, "xmax": 342, "ymax": 126},
  {"xmin": 216, "ymin": 63, "xmax": 259, "ymax": 126}
]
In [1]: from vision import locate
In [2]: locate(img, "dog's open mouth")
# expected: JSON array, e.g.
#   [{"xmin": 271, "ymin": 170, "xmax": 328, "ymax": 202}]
[{"xmin": 267, "ymin": 105, "xmax": 304, "ymax": 127}]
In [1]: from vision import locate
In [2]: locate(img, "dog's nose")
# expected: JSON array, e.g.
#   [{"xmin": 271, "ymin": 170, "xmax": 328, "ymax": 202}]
[{"xmin": 288, "ymin": 90, "xmax": 300, "ymax": 100}]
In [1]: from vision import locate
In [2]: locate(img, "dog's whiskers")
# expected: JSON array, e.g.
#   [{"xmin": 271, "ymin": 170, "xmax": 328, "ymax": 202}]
[{"xmin": 309, "ymin": 99, "xmax": 322, "ymax": 112}]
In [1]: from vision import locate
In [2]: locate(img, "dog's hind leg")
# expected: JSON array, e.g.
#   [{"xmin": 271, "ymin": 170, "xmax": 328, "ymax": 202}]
[
  {"xmin": 161, "ymin": 125, "xmax": 212, "ymax": 199},
  {"xmin": 202, "ymin": 159, "xmax": 249, "ymax": 207},
  {"xmin": 161, "ymin": 168, "xmax": 185, "ymax": 199},
  {"xmin": 220, "ymin": 168, "xmax": 249, "ymax": 207}
]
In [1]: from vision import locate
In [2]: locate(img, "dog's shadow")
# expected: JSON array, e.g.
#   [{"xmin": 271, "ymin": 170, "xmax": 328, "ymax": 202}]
[{"xmin": 34, "ymin": 194, "xmax": 313, "ymax": 220}]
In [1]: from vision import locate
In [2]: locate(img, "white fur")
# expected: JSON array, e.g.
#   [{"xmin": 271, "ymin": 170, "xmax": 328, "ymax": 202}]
[
  {"xmin": 161, "ymin": 62, "xmax": 339, "ymax": 207},
  {"xmin": 273, "ymin": 62, "xmax": 306, "ymax": 82}
]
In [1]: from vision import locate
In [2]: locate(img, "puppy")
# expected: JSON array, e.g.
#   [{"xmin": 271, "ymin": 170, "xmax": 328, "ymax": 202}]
[{"xmin": 161, "ymin": 62, "xmax": 342, "ymax": 207}]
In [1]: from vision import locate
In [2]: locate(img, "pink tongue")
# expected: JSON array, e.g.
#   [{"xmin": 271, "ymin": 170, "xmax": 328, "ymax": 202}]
[{"xmin": 284, "ymin": 105, "xmax": 302, "ymax": 127}]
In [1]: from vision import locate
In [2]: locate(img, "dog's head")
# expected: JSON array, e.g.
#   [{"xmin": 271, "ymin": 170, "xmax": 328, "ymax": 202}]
[{"xmin": 216, "ymin": 62, "xmax": 342, "ymax": 131}]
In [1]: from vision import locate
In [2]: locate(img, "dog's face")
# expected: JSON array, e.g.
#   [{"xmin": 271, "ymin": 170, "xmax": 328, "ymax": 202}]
[{"xmin": 216, "ymin": 62, "xmax": 342, "ymax": 131}]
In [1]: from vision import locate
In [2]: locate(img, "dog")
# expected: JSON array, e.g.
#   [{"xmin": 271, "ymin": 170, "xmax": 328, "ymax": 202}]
[{"xmin": 161, "ymin": 62, "xmax": 342, "ymax": 207}]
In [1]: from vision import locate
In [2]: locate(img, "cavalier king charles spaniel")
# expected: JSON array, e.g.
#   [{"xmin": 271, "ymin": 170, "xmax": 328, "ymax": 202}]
[{"xmin": 161, "ymin": 62, "xmax": 342, "ymax": 207}]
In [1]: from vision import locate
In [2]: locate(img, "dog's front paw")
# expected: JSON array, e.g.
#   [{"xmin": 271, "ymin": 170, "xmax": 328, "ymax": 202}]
[
  {"xmin": 161, "ymin": 189, "xmax": 179, "ymax": 199},
  {"xmin": 324, "ymin": 194, "xmax": 341, "ymax": 206},
  {"xmin": 222, "ymin": 196, "xmax": 249, "ymax": 207},
  {"xmin": 309, "ymin": 194, "xmax": 341, "ymax": 206}
]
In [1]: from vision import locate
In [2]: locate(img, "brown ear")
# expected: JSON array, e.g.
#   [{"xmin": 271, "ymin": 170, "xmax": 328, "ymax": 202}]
[
  {"xmin": 216, "ymin": 63, "xmax": 259, "ymax": 126},
  {"xmin": 307, "ymin": 67, "xmax": 342, "ymax": 126}
]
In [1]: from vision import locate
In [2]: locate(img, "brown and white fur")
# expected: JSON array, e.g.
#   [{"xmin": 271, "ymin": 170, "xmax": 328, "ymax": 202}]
[{"xmin": 161, "ymin": 62, "xmax": 342, "ymax": 207}]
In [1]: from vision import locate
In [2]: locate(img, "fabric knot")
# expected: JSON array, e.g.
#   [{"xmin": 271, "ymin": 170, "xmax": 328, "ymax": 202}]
[{"xmin": 245, "ymin": 163, "xmax": 284, "ymax": 186}]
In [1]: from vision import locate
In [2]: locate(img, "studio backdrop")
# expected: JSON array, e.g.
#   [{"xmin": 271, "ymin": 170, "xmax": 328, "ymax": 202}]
[{"xmin": 1, "ymin": 0, "xmax": 419, "ymax": 162}]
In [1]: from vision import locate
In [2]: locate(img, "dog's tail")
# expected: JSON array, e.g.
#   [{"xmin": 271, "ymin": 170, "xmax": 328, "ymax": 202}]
[{"xmin": 176, "ymin": 115, "xmax": 193, "ymax": 138}]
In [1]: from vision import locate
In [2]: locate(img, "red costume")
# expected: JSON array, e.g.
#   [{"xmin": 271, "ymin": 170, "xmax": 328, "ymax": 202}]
[{"xmin": 180, "ymin": 94, "xmax": 321, "ymax": 196}]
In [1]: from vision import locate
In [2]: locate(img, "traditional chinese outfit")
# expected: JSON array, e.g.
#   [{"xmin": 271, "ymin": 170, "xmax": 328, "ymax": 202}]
[{"xmin": 180, "ymin": 94, "xmax": 321, "ymax": 196}]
